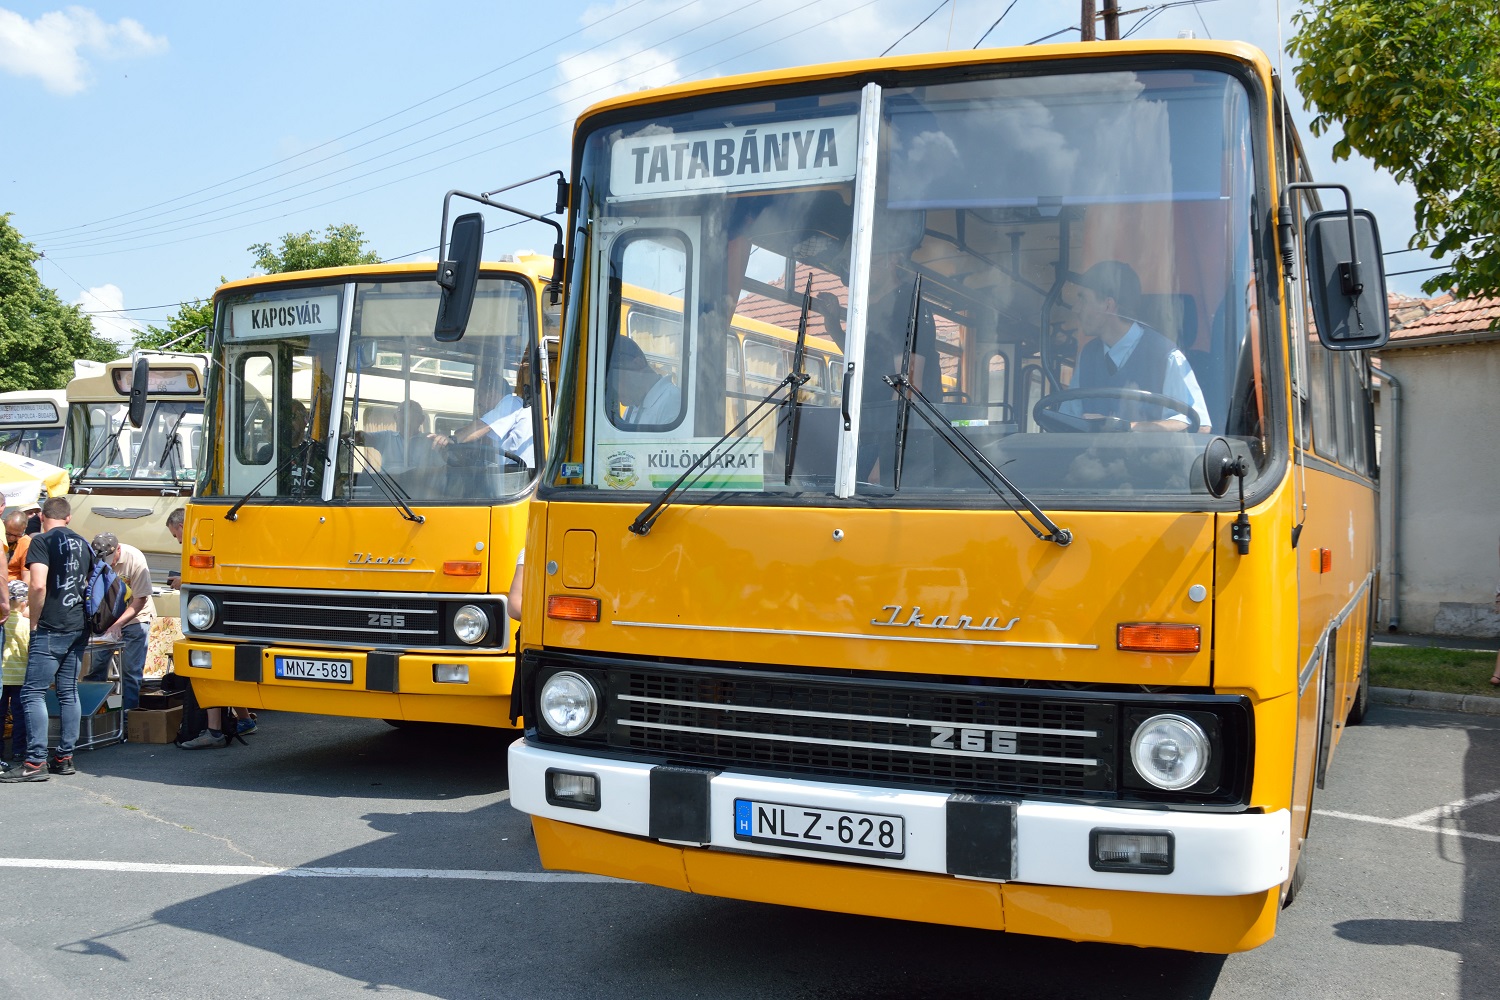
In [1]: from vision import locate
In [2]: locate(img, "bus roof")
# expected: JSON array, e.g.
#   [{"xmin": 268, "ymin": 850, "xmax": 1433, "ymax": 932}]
[
  {"xmin": 66, "ymin": 352, "xmax": 208, "ymax": 403},
  {"xmin": 574, "ymin": 39, "xmax": 1272, "ymax": 128},
  {"xmin": 212, "ymin": 254, "xmax": 558, "ymax": 300}
]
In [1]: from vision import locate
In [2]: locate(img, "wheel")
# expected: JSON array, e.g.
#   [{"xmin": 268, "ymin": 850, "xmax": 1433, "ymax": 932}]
[
  {"xmin": 442, "ymin": 440, "xmax": 528, "ymax": 470},
  {"xmin": 1032, "ymin": 387, "xmax": 1201, "ymax": 433},
  {"xmin": 1347, "ymin": 624, "xmax": 1373, "ymax": 726}
]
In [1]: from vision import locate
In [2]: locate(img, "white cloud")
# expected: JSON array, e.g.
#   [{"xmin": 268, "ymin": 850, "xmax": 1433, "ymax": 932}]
[
  {"xmin": 0, "ymin": 6, "xmax": 168, "ymax": 95},
  {"xmin": 76, "ymin": 284, "xmax": 142, "ymax": 347}
]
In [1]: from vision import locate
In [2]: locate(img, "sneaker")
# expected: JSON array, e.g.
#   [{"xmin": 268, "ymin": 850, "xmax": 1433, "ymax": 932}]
[
  {"xmin": 179, "ymin": 729, "xmax": 227, "ymax": 749},
  {"xmin": 235, "ymin": 718, "xmax": 257, "ymax": 736},
  {"xmin": 48, "ymin": 755, "xmax": 75, "ymax": 776},
  {"xmin": 0, "ymin": 762, "xmax": 49, "ymax": 782},
  {"xmin": 0, "ymin": 759, "xmax": 8, "ymax": 773}
]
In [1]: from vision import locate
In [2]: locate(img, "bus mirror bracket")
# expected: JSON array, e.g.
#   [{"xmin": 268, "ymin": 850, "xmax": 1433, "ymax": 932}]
[
  {"xmin": 127, "ymin": 355, "xmax": 150, "ymax": 429},
  {"xmin": 1203, "ymin": 436, "xmax": 1251, "ymax": 555},
  {"xmin": 1281, "ymin": 182, "xmax": 1390, "ymax": 352},
  {"xmin": 434, "ymin": 181, "xmax": 566, "ymax": 342}
]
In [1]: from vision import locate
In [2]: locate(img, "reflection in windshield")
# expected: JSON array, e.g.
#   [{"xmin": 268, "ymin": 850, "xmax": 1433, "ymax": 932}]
[
  {"xmin": 203, "ymin": 276, "xmax": 541, "ymax": 504},
  {"xmin": 0, "ymin": 427, "xmax": 65, "ymax": 465},
  {"xmin": 558, "ymin": 65, "xmax": 1270, "ymax": 508}
]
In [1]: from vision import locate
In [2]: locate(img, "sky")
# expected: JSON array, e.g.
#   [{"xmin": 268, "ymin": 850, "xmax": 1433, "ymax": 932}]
[{"xmin": 0, "ymin": 0, "xmax": 1448, "ymax": 347}]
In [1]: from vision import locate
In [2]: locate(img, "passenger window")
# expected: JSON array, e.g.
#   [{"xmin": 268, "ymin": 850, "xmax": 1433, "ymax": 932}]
[{"xmin": 609, "ymin": 233, "xmax": 689, "ymax": 431}]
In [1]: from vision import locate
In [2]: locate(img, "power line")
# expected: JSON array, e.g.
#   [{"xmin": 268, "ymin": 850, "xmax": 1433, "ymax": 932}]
[
  {"xmin": 882, "ymin": 0, "xmax": 950, "ymax": 57},
  {"xmin": 973, "ymin": 0, "xmax": 1024, "ymax": 48}
]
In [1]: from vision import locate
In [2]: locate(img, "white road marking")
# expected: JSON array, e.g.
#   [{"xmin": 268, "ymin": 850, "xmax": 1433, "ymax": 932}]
[
  {"xmin": 1317, "ymin": 788, "xmax": 1500, "ymax": 844},
  {"xmin": 0, "ymin": 857, "xmax": 620, "ymax": 882}
]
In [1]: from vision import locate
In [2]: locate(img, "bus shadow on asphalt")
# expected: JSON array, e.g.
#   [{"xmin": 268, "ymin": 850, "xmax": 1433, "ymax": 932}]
[{"xmin": 69, "ymin": 712, "xmax": 521, "ymax": 801}]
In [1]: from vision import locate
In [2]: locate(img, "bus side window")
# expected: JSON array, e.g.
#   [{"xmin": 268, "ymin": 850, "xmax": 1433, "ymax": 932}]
[{"xmin": 235, "ymin": 352, "xmax": 275, "ymax": 466}]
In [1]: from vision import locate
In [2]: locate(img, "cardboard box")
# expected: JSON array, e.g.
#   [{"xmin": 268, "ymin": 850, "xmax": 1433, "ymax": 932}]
[
  {"xmin": 126, "ymin": 706, "xmax": 183, "ymax": 745},
  {"xmin": 138, "ymin": 690, "xmax": 184, "ymax": 711}
]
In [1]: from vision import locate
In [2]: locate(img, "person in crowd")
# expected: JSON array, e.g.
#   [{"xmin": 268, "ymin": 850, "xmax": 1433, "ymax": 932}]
[
  {"xmin": 22, "ymin": 503, "xmax": 41, "ymax": 537},
  {"xmin": 165, "ymin": 507, "xmax": 185, "ymax": 589},
  {"xmin": 2, "ymin": 496, "xmax": 93, "ymax": 782},
  {"xmin": 1, "ymin": 580, "xmax": 30, "ymax": 766},
  {"xmin": 5, "ymin": 509, "xmax": 31, "ymax": 583},
  {"xmin": 1063, "ymin": 260, "xmax": 1211, "ymax": 431},
  {"xmin": 91, "ymin": 533, "xmax": 155, "ymax": 717}
]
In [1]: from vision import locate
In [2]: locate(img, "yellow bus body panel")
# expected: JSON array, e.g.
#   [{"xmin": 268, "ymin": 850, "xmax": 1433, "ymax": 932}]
[
  {"xmin": 536, "ymin": 501, "xmax": 1214, "ymax": 687},
  {"xmin": 531, "ymin": 818, "xmax": 1279, "ymax": 953}
]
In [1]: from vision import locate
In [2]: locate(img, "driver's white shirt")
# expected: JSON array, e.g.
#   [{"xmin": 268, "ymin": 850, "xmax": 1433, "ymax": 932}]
[
  {"xmin": 1063, "ymin": 323, "xmax": 1212, "ymax": 430},
  {"xmin": 481, "ymin": 396, "xmax": 534, "ymax": 468}
]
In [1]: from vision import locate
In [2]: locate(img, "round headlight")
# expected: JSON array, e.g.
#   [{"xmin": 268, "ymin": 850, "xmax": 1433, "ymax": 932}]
[
  {"xmin": 539, "ymin": 671, "xmax": 598, "ymax": 736},
  {"xmin": 1130, "ymin": 714, "xmax": 1210, "ymax": 791},
  {"xmin": 452, "ymin": 604, "xmax": 489, "ymax": 644},
  {"xmin": 185, "ymin": 594, "xmax": 216, "ymax": 631}
]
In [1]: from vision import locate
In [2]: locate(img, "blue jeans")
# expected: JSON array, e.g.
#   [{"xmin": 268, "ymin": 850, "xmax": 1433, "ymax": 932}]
[
  {"xmin": 21, "ymin": 628, "xmax": 86, "ymax": 764},
  {"xmin": 119, "ymin": 620, "xmax": 149, "ymax": 711}
]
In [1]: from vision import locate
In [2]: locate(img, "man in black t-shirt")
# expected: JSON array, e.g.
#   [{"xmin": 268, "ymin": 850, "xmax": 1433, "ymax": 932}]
[{"xmin": 1, "ymin": 496, "xmax": 94, "ymax": 782}]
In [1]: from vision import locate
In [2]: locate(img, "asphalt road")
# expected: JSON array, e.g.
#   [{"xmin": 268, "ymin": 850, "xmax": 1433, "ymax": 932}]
[{"xmin": 0, "ymin": 703, "xmax": 1495, "ymax": 1000}]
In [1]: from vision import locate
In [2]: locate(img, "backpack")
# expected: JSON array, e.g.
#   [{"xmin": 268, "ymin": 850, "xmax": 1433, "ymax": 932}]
[{"xmin": 84, "ymin": 558, "xmax": 131, "ymax": 635}]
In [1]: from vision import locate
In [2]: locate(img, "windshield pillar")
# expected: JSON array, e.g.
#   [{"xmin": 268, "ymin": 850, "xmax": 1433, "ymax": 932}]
[
  {"xmin": 321, "ymin": 283, "xmax": 358, "ymax": 502},
  {"xmin": 834, "ymin": 81, "xmax": 884, "ymax": 499}
]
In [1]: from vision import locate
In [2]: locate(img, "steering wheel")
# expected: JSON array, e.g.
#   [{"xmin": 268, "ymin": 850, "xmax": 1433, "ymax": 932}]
[
  {"xmin": 443, "ymin": 441, "xmax": 529, "ymax": 470},
  {"xmin": 1032, "ymin": 388, "xmax": 1201, "ymax": 433}
]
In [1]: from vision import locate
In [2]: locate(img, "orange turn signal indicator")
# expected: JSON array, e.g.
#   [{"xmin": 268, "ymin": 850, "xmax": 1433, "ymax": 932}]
[
  {"xmin": 188, "ymin": 554, "xmax": 215, "ymax": 569},
  {"xmin": 547, "ymin": 595, "xmax": 601, "ymax": 622},
  {"xmin": 443, "ymin": 561, "xmax": 483, "ymax": 576},
  {"xmin": 1117, "ymin": 623, "xmax": 1201, "ymax": 654}
]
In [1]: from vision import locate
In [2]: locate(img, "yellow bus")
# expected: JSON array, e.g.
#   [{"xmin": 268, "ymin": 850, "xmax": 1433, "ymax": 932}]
[
  {"xmin": 65, "ymin": 353, "xmax": 206, "ymax": 588},
  {"xmin": 449, "ymin": 41, "xmax": 1389, "ymax": 952},
  {"xmin": 174, "ymin": 255, "xmax": 557, "ymax": 728}
]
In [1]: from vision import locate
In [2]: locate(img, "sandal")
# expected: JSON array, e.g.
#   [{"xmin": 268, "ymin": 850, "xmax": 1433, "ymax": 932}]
[{"xmin": 1490, "ymin": 674, "xmax": 1500, "ymax": 687}]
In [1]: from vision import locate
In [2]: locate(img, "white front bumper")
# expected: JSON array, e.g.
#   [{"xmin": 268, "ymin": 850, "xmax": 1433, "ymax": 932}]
[{"xmin": 509, "ymin": 740, "xmax": 1289, "ymax": 896}]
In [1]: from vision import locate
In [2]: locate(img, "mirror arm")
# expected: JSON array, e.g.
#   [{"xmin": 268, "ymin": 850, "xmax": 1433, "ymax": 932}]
[
  {"xmin": 438, "ymin": 186, "xmax": 566, "ymax": 302},
  {"xmin": 1282, "ymin": 181, "xmax": 1361, "ymax": 294}
]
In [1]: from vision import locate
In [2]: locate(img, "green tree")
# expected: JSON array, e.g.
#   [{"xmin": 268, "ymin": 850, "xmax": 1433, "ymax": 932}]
[
  {"xmin": 132, "ymin": 296, "xmax": 215, "ymax": 353},
  {"xmin": 247, "ymin": 223, "xmax": 380, "ymax": 274},
  {"xmin": 0, "ymin": 213, "xmax": 119, "ymax": 391},
  {"xmin": 1289, "ymin": 2, "xmax": 1500, "ymax": 299}
]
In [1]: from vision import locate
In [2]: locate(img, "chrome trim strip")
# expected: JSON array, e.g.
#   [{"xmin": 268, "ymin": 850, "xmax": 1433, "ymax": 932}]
[
  {"xmin": 616, "ymin": 693, "xmax": 1096, "ymax": 738},
  {"xmin": 221, "ymin": 600, "xmax": 439, "ymax": 615},
  {"xmin": 1298, "ymin": 641, "xmax": 1323, "ymax": 697},
  {"xmin": 612, "ymin": 619, "xmax": 1097, "ymax": 650},
  {"xmin": 218, "ymin": 563, "xmax": 435, "ymax": 574},
  {"xmin": 1298, "ymin": 571, "xmax": 1374, "ymax": 696},
  {"xmin": 184, "ymin": 584, "xmax": 463, "ymax": 600},
  {"xmin": 224, "ymin": 619, "xmax": 439, "ymax": 636},
  {"xmin": 618, "ymin": 718, "xmax": 1096, "ymax": 767}
]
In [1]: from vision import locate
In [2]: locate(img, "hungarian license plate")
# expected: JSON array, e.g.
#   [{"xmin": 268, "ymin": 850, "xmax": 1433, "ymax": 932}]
[
  {"xmin": 274, "ymin": 656, "xmax": 353, "ymax": 684},
  {"xmin": 733, "ymin": 798, "xmax": 905, "ymax": 859}
]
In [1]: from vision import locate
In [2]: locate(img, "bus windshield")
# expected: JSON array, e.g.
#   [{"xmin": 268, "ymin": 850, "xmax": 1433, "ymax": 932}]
[
  {"xmin": 203, "ymin": 274, "xmax": 541, "ymax": 503},
  {"xmin": 0, "ymin": 427, "xmax": 65, "ymax": 465},
  {"xmin": 554, "ymin": 64, "xmax": 1271, "ymax": 507},
  {"xmin": 67, "ymin": 399, "xmax": 200, "ymax": 484}
]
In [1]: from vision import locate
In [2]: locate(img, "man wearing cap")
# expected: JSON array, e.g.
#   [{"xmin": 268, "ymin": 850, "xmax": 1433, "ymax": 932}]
[
  {"xmin": 91, "ymin": 533, "xmax": 155, "ymax": 716},
  {"xmin": 1065, "ymin": 260, "xmax": 1211, "ymax": 432}
]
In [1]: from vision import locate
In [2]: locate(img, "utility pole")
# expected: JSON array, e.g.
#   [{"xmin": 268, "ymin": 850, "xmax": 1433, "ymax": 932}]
[
  {"xmin": 1081, "ymin": 0, "xmax": 1096, "ymax": 41},
  {"xmin": 1103, "ymin": 0, "xmax": 1120, "ymax": 39}
]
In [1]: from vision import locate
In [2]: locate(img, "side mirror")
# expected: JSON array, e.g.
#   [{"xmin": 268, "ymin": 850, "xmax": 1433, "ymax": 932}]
[
  {"xmin": 1305, "ymin": 208, "xmax": 1389, "ymax": 351},
  {"xmin": 127, "ymin": 356, "xmax": 150, "ymax": 428},
  {"xmin": 434, "ymin": 212, "xmax": 485, "ymax": 343}
]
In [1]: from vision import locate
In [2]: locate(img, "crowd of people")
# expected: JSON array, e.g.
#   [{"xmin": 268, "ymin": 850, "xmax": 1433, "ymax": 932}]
[{"xmin": 0, "ymin": 497, "xmax": 245, "ymax": 782}]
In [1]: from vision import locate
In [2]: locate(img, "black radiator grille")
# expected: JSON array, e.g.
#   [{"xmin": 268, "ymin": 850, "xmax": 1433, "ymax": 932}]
[
  {"xmin": 191, "ymin": 588, "xmax": 443, "ymax": 646},
  {"xmin": 604, "ymin": 666, "xmax": 1117, "ymax": 797}
]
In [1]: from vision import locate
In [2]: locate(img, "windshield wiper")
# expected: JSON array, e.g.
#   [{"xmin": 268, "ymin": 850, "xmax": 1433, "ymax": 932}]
[
  {"xmin": 77, "ymin": 417, "xmax": 131, "ymax": 478},
  {"xmin": 224, "ymin": 440, "xmax": 312, "ymax": 522},
  {"xmin": 892, "ymin": 274, "xmax": 924, "ymax": 491},
  {"xmin": 342, "ymin": 434, "xmax": 424, "ymax": 524},
  {"xmin": 882, "ymin": 373, "xmax": 1072, "ymax": 547},
  {"xmin": 630, "ymin": 371, "xmax": 808, "ymax": 536},
  {"xmin": 154, "ymin": 409, "xmax": 187, "ymax": 484},
  {"xmin": 782, "ymin": 274, "xmax": 815, "ymax": 485}
]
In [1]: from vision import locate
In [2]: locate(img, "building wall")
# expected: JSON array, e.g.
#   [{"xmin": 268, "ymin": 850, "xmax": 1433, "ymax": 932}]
[{"xmin": 1374, "ymin": 341, "xmax": 1500, "ymax": 636}]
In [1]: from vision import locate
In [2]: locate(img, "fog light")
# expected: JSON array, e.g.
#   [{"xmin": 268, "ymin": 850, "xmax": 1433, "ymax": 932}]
[
  {"xmin": 539, "ymin": 671, "xmax": 597, "ymax": 736},
  {"xmin": 1130, "ymin": 713, "xmax": 1210, "ymax": 790},
  {"xmin": 188, "ymin": 650, "xmax": 212, "ymax": 668},
  {"xmin": 1090, "ymin": 829, "xmax": 1174, "ymax": 873},
  {"xmin": 545, "ymin": 768, "xmax": 600, "ymax": 810},
  {"xmin": 433, "ymin": 663, "xmax": 469, "ymax": 684}
]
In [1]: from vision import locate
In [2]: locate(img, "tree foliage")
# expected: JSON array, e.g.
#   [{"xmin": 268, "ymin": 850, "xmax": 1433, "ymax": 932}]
[
  {"xmin": 132, "ymin": 296, "xmax": 215, "ymax": 353},
  {"xmin": 0, "ymin": 213, "xmax": 120, "ymax": 391},
  {"xmin": 247, "ymin": 223, "xmax": 380, "ymax": 274},
  {"xmin": 1289, "ymin": 1, "xmax": 1500, "ymax": 299}
]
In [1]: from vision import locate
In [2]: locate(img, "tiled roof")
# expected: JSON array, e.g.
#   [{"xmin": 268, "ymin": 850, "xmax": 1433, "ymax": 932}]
[{"xmin": 1385, "ymin": 293, "xmax": 1500, "ymax": 343}]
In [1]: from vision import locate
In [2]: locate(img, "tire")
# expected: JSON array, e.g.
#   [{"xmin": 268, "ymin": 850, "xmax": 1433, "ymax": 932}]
[
  {"xmin": 1346, "ymin": 659, "xmax": 1371, "ymax": 725},
  {"xmin": 1282, "ymin": 851, "xmax": 1308, "ymax": 909}
]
